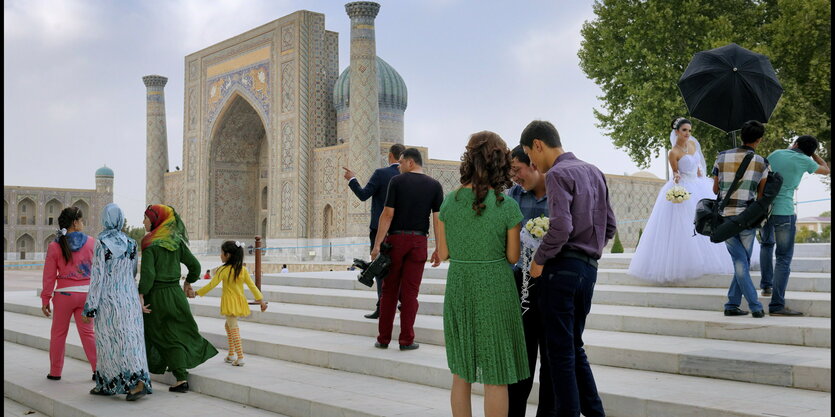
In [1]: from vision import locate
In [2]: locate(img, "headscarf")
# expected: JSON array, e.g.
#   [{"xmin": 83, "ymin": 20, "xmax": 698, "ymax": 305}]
[
  {"xmin": 98, "ymin": 203, "xmax": 130, "ymax": 259},
  {"xmin": 55, "ymin": 232, "xmax": 88, "ymax": 251},
  {"xmin": 141, "ymin": 204, "xmax": 189, "ymax": 251}
]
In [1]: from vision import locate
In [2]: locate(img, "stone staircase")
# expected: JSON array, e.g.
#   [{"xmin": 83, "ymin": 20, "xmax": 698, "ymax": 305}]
[{"xmin": 4, "ymin": 244, "xmax": 831, "ymax": 416}]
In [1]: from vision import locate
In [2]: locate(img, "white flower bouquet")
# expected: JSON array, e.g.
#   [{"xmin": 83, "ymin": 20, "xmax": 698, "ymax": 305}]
[
  {"xmin": 665, "ymin": 185, "xmax": 691, "ymax": 204},
  {"xmin": 519, "ymin": 215, "xmax": 549, "ymax": 316},
  {"xmin": 521, "ymin": 215, "xmax": 549, "ymax": 250}
]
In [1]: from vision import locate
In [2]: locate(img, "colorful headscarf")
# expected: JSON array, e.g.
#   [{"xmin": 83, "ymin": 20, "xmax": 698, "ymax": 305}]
[
  {"xmin": 99, "ymin": 203, "xmax": 130, "ymax": 258},
  {"xmin": 141, "ymin": 204, "xmax": 189, "ymax": 251}
]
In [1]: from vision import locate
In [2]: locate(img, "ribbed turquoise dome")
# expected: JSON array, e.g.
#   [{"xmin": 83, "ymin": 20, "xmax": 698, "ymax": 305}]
[
  {"xmin": 333, "ymin": 56, "xmax": 407, "ymax": 112},
  {"xmin": 95, "ymin": 165, "xmax": 114, "ymax": 177}
]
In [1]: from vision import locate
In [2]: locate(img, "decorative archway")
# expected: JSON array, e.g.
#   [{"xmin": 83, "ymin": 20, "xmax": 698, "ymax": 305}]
[
  {"xmin": 16, "ymin": 233, "xmax": 34, "ymax": 260},
  {"xmin": 44, "ymin": 234, "xmax": 57, "ymax": 253},
  {"xmin": 45, "ymin": 199, "xmax": 62, "ymax": 226},
  {"xmin": 208, "ymin": 93, "xmax": 269, "ymax": 240},
  {"xmin": 71, "ymin": 199, "xmax": 90, "ymax": 219},
  {"xmin": 17, "ymin": 198, "xmax": 35, "ymax": 225},
  {"xmin": 323, "ymin": 204, "xmax": 334, "ymax": 261}
]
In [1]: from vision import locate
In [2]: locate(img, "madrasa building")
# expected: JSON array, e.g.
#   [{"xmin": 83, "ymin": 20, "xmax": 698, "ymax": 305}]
[{"xmin": 144, "ymin": 1, "xmax": 663, "ymax": 261}]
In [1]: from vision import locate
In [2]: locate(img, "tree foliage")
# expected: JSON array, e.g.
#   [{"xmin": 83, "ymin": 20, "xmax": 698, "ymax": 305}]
[
  {"xmin": 125, "ymin": 225, "xmax": 146, "ymax": 246},
  {"xmin": 611, "ymin": 231, "xmax": 624, "ymax": 253},
  {"xmin": 579, "ymin": 0, "xmax": 830, "ymax": 173}
]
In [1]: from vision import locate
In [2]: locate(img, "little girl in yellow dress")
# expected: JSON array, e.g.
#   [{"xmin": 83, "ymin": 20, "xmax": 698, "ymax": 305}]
[{"xmin": 194, "ymin": 241, "xmax": 267, "ymax": 366}]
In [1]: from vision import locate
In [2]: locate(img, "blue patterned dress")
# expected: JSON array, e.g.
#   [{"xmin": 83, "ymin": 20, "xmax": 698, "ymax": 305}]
[{"xmin": 83, "ymin": 239, "xmax": 153, "ymax": 395}]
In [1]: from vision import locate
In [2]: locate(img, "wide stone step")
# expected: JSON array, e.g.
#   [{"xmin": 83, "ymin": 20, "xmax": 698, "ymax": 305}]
[
  {"xmin": 3, "ymin": 333, "xmax": 532, "ymax": 417},
  {"xmin": 264, "ymin": 268, "xmax": 831, "ymax": 294},
  {"xmin": 7, "ymin": 310, "xmax": 833, "ymax": 416},
  {"xmin": 593, "ymin": 285, "xmax": 832, "ymax": 318},
  {"xmin": 191, "ymin": 281, "xmax": 833, "ymax": 319},
  {"xmin": 595, "ymin": 255, "xmax": 831, "ymax": 273},
  {"xmin": 792, "ymin": 243, "xmax": 832, "ymax": 258},
  {"xmin": 6, "ymin": 291, "xmax": 829, "ymax": 350},
  {"xmin": 3, "ymin": 342, "xmax": 288, "ymax": 417},
  {"xmin": 596, "ymin": 269, "xmax": 831, "ymax": 292},
  {"xmin": 5, "ymin": 306, "xmax": 830, "ymax": 392}
]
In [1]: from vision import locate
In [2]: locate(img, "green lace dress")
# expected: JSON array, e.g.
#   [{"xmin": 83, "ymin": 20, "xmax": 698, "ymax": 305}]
[{"xmin": 440, "ymin": 188, "xmax": 529, "ymax": 385}]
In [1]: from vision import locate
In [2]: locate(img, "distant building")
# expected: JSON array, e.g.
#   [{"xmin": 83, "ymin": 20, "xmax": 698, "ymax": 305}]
[
  {"xmin": 4, "ymin": 166, "xmax": 114, "ymax": 260},
  {"xmin": 797, "ymin": 216, "xmax": 831, "ymax": 234}
]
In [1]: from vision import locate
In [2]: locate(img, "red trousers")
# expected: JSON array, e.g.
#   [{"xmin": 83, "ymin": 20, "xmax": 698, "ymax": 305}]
[
  {"xmin": 377, "ymin": 234, "xmax": 427, "ymax": 346},
  {"xmin": 49, "ymin": 291, "xmax": 97, "ymax": 376}
]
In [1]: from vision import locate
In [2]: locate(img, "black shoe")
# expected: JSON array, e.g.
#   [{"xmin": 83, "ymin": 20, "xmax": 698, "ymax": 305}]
[
  {"xmin": 168, "ymin": 382, "xmax": 189, "ymax": 393},
  {"xmin": 89, "ymin": 387, "xmax": 113, "ymax": 396},
  {"xmin": 126, "ymin": 389, "xmax": 146, "ymax": 401},
  {"xmin": 46, "ymin": 375, "xmax": 61, "ymax": 381},
  {"xmin": 770, "ymin": 307, "xmax": 803, "ymax": 316},
  {"xmin": 398, "ymin": 304, "xmax": 402, "ymax": 311},
  {"xmin": 374, "ymin": 342, "xmax": 388, "ymax": 349},
  {"xmin": 761, "ymin": 287, "xmax": 772, "ymax": 296},
  {"xmin": 92, "ymin": 373, "xmax": 96, "ymax": 381},
  {"xmin": 724, "ymin": 308, "xmax": 749, "ymax": 316},
  {"xmin": 752, "ymin": 310, "xmax": 765, "ymax": 318},
  {"xmin": 364, "ymin": 309, "xmax": 380, "ymax": 319},
  {"xmin": 399, "ymin": 343, "xmax": 420, "ymax": 351}
]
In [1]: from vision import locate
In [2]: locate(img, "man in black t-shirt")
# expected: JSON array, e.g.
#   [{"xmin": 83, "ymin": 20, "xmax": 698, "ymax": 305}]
[{"xmin": 371, "ymin": 148, "xmax": 444, "ymax": 351}]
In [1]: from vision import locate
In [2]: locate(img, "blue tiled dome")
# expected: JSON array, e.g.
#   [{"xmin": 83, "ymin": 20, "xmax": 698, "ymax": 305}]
[
  {"xmin": 95, "ymin": 165, "xmax": 114, "ymax": 177},
  {"xmin": 333, "ymin": 56, "xmax": 407, "ymax": 112}
]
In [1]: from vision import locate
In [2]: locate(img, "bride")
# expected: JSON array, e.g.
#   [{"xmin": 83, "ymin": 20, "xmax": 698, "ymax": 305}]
[{"xmin": 628, "ymin": 117, "xmax": 758, "ymax": 283}]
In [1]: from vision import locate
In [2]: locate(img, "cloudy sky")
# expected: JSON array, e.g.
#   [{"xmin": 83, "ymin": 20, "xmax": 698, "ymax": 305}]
[{"xmin": 4, "ymin": 0, "xmax": 830, "ymax": 227}]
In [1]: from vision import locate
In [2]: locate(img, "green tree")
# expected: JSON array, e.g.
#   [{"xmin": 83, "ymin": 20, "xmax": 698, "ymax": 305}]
[
  {"xmin": 820, "ymin": 210, "xmax": 831, "ymax": 218},
  {"xmin": 126, "ymin": 225, "xmax": 146, "ymax": 245},
  {"xmin": 611, "ymin": 231, "xmax": 624, "ymax": 253},
  {"xmin": 637, "ymin": 227, "xmax": 643, "ymax": 245},
  {"xmin": 579, "ymin": 0, "xmax": 830, "ymax": 173},
  {"xmin": 795, "ymin": 227, "xmax": 820, "ymax": 243}
]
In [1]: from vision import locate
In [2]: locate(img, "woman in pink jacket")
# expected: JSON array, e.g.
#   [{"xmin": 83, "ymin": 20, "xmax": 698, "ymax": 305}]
[{"xmin": 42, "ymin": 206, "xmax": 97, "ymax": 380}]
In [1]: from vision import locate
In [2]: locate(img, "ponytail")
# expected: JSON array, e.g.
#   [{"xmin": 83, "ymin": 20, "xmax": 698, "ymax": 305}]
[
  {"xmin": 220, "ymin": 241, "xmax": 245, "ymax": 281},
  {"xmin": 56, "ymin": 207, "xmax": 83, "ymax": 263}
]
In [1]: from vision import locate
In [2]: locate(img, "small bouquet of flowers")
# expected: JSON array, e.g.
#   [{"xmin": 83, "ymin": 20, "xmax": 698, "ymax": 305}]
[
  {"xmin": 665, "ymin": 185, "xmax": 691, "ymax": 204},
  {"xmin": 519, "ymin": 215, "xmax": 549, "ymax": 315}
]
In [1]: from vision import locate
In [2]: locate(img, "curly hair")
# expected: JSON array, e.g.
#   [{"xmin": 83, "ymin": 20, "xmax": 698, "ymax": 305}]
[{"xmin": 459, "ymin": 131, "xmax": 513, "ymax": 216}]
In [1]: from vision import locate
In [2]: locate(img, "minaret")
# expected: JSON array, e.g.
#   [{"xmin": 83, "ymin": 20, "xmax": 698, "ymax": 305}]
[
  {"xmin": 346, "ymin": 2, "xmax": 382, "ymax": 187},
  {"xmin": 142, "ymin": 75, "xmax": 169, "ymax": 206}
]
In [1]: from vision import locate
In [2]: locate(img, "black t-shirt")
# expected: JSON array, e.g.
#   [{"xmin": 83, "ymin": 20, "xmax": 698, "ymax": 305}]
[{"xmin": 384, "ymin": 172, "xmax": 444, "ymax": 234}]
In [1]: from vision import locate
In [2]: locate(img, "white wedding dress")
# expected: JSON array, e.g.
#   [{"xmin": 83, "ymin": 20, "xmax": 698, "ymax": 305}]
[{"xmin": 628, "ymin": 148, "xmax": 759, "ymax": 283}]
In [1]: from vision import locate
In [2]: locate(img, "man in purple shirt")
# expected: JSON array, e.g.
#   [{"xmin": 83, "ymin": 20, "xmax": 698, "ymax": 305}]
[{"xmin": 521, "ymin": 120, "xmax": 616, "ymax": 417}]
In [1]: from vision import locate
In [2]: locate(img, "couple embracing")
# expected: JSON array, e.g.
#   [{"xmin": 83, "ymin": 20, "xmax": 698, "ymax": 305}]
[{"xmin": 439, "ymin": 120, "xmax": 615, "ymax": 417}]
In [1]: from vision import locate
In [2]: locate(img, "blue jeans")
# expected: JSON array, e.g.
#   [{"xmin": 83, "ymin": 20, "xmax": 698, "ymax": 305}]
[
  {"xmin": 758, "ymin": 215, "xmax": 797, "ymax": 312},
  {"xmin": 538, "ymin": 257, "xmax": 605, "ymax": 417},
  {"xmin": 724, "ymin": 228, "xmax": 763, "ymax": 312}
]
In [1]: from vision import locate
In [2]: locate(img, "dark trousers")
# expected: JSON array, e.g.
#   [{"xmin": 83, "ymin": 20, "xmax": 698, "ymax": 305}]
[
  {"xmin": 508, "ymin": 268, "xmax": 556, "ymax": 417},
  {"xmin": 377, "ymin": 234, "xmax": 427, "ymax": 346},
  {"xmin": 370, "ymin": 228, "xmax": 383, "ymax": 307},
  {"xmin": 538, "ymin": 257, "xmax": 605, "ymax": 417}
]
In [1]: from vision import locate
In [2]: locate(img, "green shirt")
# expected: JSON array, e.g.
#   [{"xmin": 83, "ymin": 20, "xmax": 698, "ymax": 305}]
[
  {"xmin": 139, "ymin": 244, "xmax": 201, "ymax": 295},
  {"xmin": 767, "ymin": 149, "xmax": 819, "ymax": 216}
]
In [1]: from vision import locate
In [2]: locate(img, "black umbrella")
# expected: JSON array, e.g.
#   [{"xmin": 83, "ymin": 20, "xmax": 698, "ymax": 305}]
[{"xmin": 678, "ymin": 43, "xmax": 783, "ymax": 141}]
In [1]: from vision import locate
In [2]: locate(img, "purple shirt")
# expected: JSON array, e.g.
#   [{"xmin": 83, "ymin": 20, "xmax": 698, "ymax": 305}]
[{"xmin": 533, "ymin": 152, "xmax": 617, "ymax": 264}]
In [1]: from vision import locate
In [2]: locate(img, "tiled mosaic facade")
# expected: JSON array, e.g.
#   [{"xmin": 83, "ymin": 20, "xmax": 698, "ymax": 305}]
[
  {"xmin": 150, "ymin": 3, "xmax": 663, "ymax": 261},
  {"xmin": 4, "ymin": 172, "xmax": 113, "ymax": 260}
]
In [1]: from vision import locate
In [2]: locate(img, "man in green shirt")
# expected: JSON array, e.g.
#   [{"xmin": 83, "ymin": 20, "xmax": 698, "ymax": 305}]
[{"xmin": 759, "ymin": 135, "xmax": 830, "ymax": 315}]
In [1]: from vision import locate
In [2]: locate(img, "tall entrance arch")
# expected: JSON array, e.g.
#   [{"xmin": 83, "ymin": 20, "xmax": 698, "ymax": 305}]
[{"xmin": 208, "ymin": 94, "xmax": 269, "ymax": 241}]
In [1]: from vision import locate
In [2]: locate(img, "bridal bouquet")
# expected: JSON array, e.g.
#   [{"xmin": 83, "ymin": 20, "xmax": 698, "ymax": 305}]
[
  {"xmin": 519, "ymin": 215, "xmax": 549, "ymax": 316},
  {"xmin": 665, "ymin": 185, "xmax": 691, "ymax": 204}
]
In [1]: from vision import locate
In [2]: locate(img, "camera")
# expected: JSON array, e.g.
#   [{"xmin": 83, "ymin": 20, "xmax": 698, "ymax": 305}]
[{"xmin": 353, "ymin": 242, "xmax": 393, "ymax": 287}]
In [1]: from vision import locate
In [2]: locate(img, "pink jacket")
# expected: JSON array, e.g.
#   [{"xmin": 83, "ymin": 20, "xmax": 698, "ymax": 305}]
[{"xmin": 42, "ymin": 236, "xmax": 96, "ymax": 307}]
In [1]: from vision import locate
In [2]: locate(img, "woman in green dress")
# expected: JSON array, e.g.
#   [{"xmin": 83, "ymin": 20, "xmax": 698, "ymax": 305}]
[
  {"xmin": 139, "ymin": 204, "xmax": 217, "ymax": 392},
  {"xmin": 436, "ymin": 131, "xmax": 529, "ymax": 417}
]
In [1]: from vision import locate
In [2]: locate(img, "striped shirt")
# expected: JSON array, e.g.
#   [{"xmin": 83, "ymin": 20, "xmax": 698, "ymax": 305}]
[{"xmin": 712, "ymin": 146, "xmax": 770, "ymax": 216}]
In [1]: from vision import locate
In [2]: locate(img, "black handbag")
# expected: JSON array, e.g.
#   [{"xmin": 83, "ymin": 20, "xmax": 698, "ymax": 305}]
[{"xmin": 693, "ymin": 151, "xmax": 754, "ymax": 240}]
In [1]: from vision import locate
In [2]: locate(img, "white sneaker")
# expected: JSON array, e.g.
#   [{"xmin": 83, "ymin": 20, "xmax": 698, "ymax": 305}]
[
  {"xmin": 232, "ymin": 357, "xmax": 246, "ymax": 367},
  {"xmin": 225, "ymin": 354, "xmax": 237, "ymax": 363}
]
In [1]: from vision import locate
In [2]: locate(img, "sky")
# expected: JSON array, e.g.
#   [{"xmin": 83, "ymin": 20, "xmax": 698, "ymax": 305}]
[{"xmin": 4, "ymin": 0, "xmax": 830, "ymax": 227}]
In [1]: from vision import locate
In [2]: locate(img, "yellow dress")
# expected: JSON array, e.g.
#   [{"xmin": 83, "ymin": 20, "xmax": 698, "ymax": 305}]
[{"xmin": 195, "ymin": 265, "xmax": 264, "ymax": 317}]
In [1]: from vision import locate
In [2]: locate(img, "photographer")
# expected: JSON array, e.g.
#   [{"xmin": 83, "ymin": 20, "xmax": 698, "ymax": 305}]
[
  {"xmin": 344, "ymin": 143, "xmax": 405, "ymax": 319},
  {"xmin": 758, "ymin": 135, "xmax": 830, "ymax": 316},
  {"xmin": 371, "ymin": 148, "xmax": 444, "ymax": 350}
]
